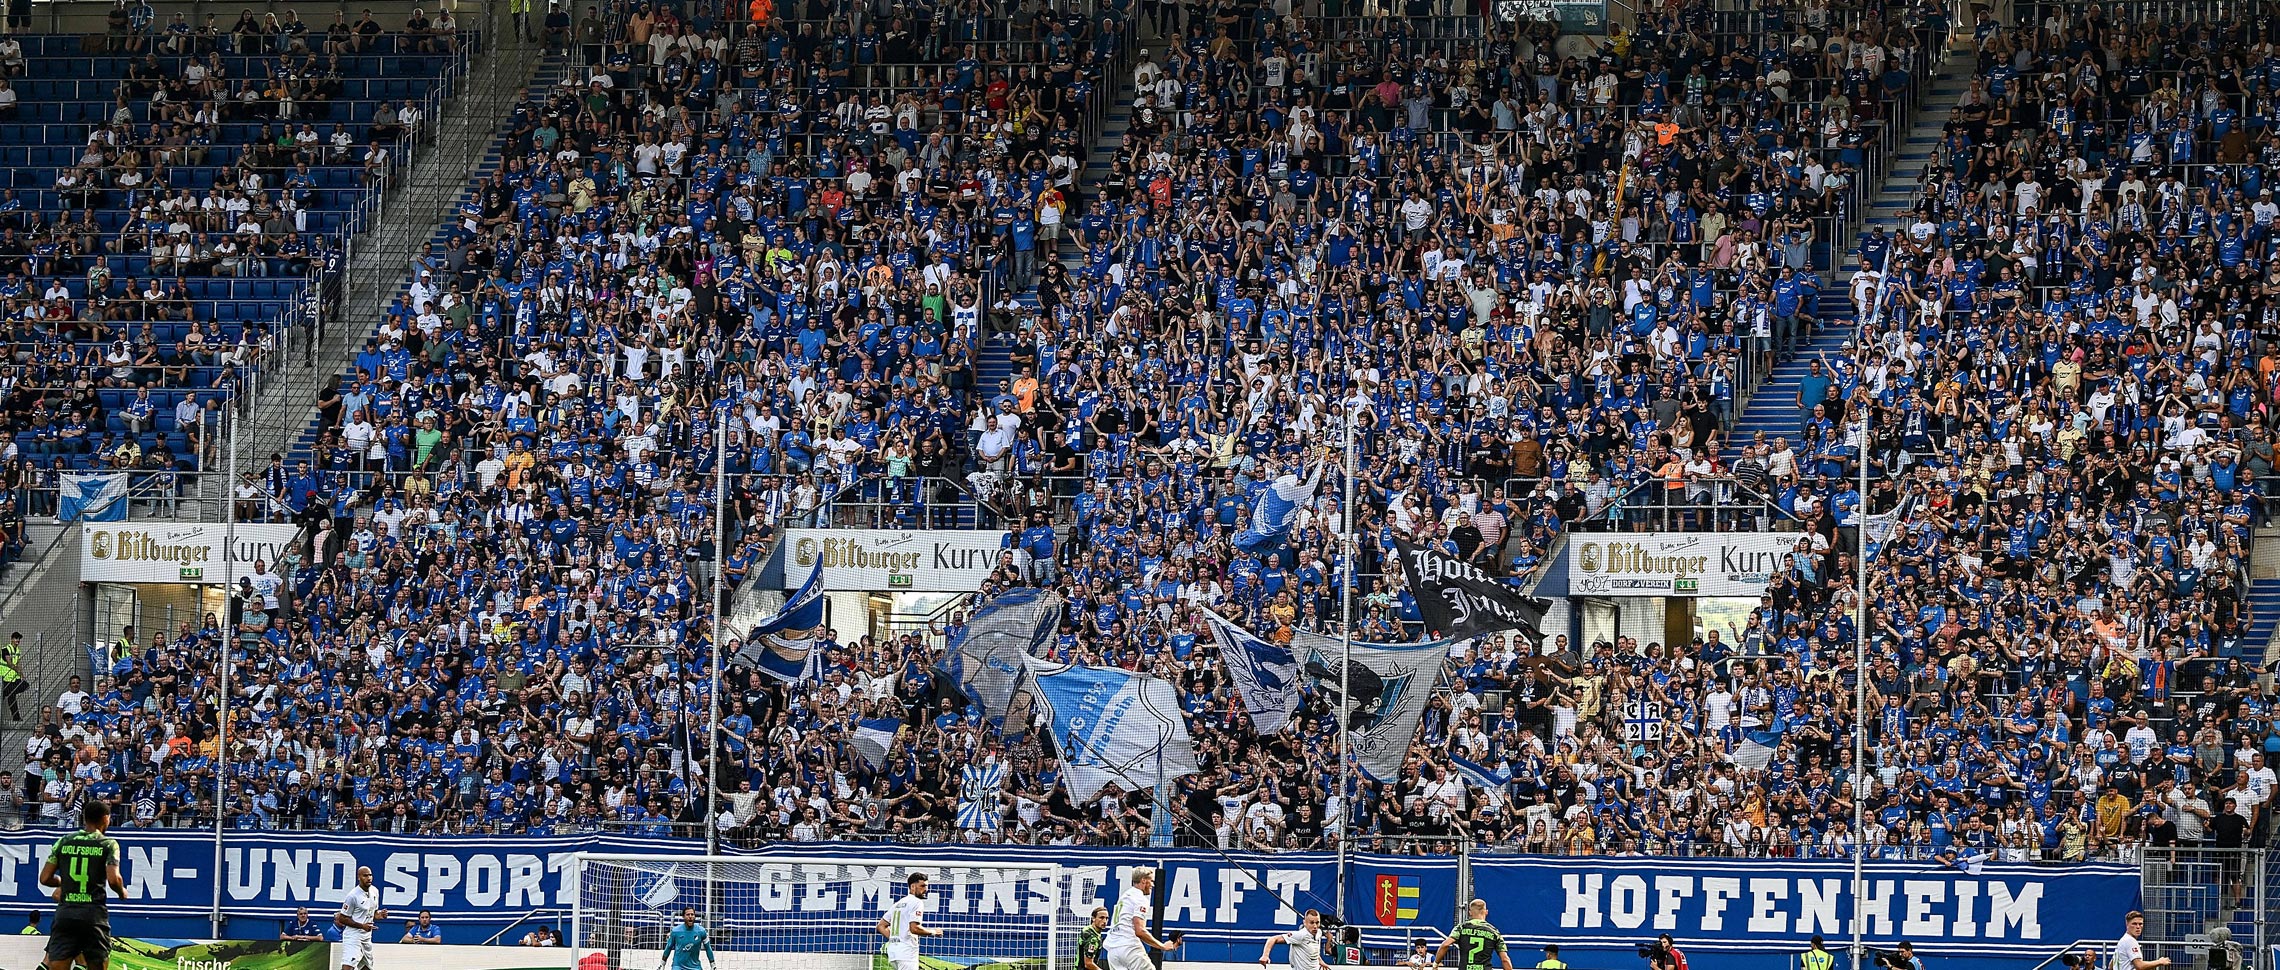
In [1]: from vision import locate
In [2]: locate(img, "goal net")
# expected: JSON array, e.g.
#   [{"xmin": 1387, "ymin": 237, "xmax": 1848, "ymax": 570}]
[{"xmin": 569, "ymin": 854, "xmax": 1074, "ymax": 970}]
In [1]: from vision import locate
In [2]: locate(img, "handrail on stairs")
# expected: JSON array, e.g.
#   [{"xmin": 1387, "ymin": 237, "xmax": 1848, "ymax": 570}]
[{"xmin": 2024, "ymin": 939, "xmax": 2110, "ymax": 970}]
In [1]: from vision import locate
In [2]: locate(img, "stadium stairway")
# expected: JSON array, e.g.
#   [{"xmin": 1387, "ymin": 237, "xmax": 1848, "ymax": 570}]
[
  {"xmin": 956, "ymin": 69, "xmax": 1139, "ymax": 529},
  {"xmin": 240, "ymin": 35, "xmax": 558, "ymax": 466},
  {"xmin": 2246, "ymin": 576, "xmax": 2280, "ymax": 657},
  {"xmin": 1724, "ymin": 43, "xmax": 1971, "ymax": 465}
]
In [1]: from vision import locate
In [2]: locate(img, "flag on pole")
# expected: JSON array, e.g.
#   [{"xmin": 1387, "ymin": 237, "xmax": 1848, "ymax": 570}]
[
  {"xmin": 1200, "ymin": 612, "xmax": 1450, "ymax": 780},
  {"xmin": 1391, "ymin": 538, "xmax": 1548, "ymax": 642},
  {"xmin": 1025, "ymin": 657, "xmax": 1200, "ymax": 802},
  {"xmin": 1199, "ymin": 610, "xmax": 1301, "ymax": 733},
  {"xmin": 1230, "ymin": 464, "xmax": 1323, "ymax": 553},
  {"xmin": 731, "ymin": 557, "xmax": 826, "ymax": 682},
  {"xmin": 1729, "ymin": 728, "xmax": 1783, "ymax": 771},
  {"xmin": 942, "ymin": 588, "xmax": 1062, "ymax": 728},
  {"xmin": 1296, "ymin": 630, "xmax": 1448, "ymax": 782}
]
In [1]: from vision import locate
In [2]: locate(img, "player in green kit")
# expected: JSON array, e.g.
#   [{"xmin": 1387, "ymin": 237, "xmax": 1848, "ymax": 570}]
[
  {"xmin": 39, "ymin": 800, "xmax": 125, "ymax": 970},
  {"xmin": 1433, "ymin": 899, "xmax": 1517, "ymax": 970},
  {"xmin": 1077, "ymin": 906, "xmax": 1111, "ymax": 970},
  {"xmin": 662, "ymin": 907, "xmax": 716, "ymax": 970}
]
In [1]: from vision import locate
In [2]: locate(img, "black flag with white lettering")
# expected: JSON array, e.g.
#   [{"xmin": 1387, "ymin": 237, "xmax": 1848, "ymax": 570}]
[{"xmin": 1392, "ymin": 538, "xmax": 1549, "ymax": 642}]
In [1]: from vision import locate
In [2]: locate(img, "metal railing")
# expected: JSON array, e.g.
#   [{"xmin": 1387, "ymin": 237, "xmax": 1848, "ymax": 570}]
[{"xmin": 2138, "ymin": 846, "xmax": 2267, "ymax": 970}]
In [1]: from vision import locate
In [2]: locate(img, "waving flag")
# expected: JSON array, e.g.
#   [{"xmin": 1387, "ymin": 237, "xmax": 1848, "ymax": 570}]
[
  {"xmin": 731, "ymin": 557, "xmax": 826, "ymax": 682},
  {"xmin": 1231, "ymin": 463, "xmax": 1324, "ymax": 553},
  {"xmin": 1294, "ymin": 629, "xmax": 1448, "ymax": 782},
  {"xmin": 1449, "ymin": 752, "xmax": 1513, "ymax": 789},
  {"xmin": 848, "ymin": 717, "xmax": 903, "ymax": 769},
  {"xmin": 1392, "ymin": 538, "xmax": 1548, "ymax": 642},
  {"xmin": 1025, "ymin": 657, "xmax": 1199, "ymax": 801},
  {"xmin": 1729, "ymin": 727, "xmax": 1784, "ymax": 772},
  {"xmin": 57, "ymin": 473, "xmax": 128, "ymax": 522},
  {"xmin": 943, "ymin": 588, "xmax": 1062, "ymax": 728},
  {"xmin": 1200, "ymin": 610, "xmax": 1302, "ymax": 733}
]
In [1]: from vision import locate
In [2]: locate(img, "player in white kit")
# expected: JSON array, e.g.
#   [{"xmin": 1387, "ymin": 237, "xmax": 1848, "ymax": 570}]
[
  {"xmin": 1257, "ymin": 909, "xmax": 1325, "ymax": 970},
  {"xmin": 1104, "ymin": 868, "xmax": 1182, "ymax": 970},
  {"xmin": 333, "ymin": 865, "xmax": 386, "ymax": 970},
  {"xmin": 877, "ymin": 871, "xmax": 944, "ymax": 970}
]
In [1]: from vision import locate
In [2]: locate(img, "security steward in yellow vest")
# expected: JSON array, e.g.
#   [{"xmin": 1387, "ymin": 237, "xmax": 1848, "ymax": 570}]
[{"xmin": 1802, "ymin": 936, "xmax": 1838, "ymax": 970}]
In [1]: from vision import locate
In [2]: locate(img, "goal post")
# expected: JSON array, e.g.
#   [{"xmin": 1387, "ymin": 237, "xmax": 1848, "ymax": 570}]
[{"xmin": 568, "ymin": 853, "xmax": 1072, "ymax": 970}]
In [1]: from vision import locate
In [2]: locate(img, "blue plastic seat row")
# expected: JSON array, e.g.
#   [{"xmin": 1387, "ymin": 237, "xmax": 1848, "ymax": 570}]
[{"xmin": 29, "ymin": 277, "xmax": 307, "ymax": 301}]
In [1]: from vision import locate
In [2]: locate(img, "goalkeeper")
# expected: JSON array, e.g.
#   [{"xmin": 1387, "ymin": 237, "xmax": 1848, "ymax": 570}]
[
  {"xmin": 1434, "ymin": 899, "xmax": 1517, "ymax": 970},
  {"xmin": 663, "ymin": 908, "xmax": 715, "ymax": 970}
]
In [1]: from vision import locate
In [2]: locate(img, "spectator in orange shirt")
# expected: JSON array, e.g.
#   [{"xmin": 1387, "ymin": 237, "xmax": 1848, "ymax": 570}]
[{"xmin": 1011, "ymin": 368, "xmax": 1040, "ymax": 414}]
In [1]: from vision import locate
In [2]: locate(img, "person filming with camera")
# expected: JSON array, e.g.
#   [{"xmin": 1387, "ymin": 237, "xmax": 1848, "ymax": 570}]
[
  {"xmin": 2113, "ymin": 911, "xmax": 2171, "ymax": 970},
  {"xmin": 1637, "ymin": 934, "xmax": 1688, "ymax": 970},
  {"xmin": 1868, "ymin": 941, "xmax": 1924, "ymax": 970}
]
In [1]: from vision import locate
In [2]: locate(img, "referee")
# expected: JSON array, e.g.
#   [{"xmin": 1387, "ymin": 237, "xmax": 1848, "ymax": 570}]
[
  {"xmin": 1801, "ymin": 937, "xmax": 1836, "ymax": 970},
  {"xmin": 38, "ymin": 800, "xmax": 125, "ymax": 970}
]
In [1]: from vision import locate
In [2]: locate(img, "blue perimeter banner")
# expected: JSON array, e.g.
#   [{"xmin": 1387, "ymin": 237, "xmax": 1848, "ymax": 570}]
[
  {"xmin": 1470, "ymin": 855, "xmax": 2142, "ymax": 960},
  {"xmin": 0, "ymin": 830, "xmax": 2135, "ymax": 962},
  {"xmin": 0, "ymin": 831, "xmax": 1435, "ymax": 958}
]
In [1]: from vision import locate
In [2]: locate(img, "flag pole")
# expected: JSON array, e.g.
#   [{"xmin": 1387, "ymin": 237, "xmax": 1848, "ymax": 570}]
[
  {"xmin": 707, "ymin": 404, "xmax": 728, "ymax": 929},
  {"xmin": 210, "ymin": 403, "xmax": 238, "ymax": 938},
  {"xmin": 1851, "ymin": 238, "xmax": 1894, "ymax": 970},
  {"xmin": 708, "ymin": 404, "xmax": 727, "ymax": 858},
  {"xmin": 1335, "ymin": 394, "xmax": 1358, "ymax": 919}
]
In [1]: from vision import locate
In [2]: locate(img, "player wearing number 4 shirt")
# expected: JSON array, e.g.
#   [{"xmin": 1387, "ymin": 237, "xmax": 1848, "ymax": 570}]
[
  {"xmin": 878, "ymin": 872, "xmax": 946, "ymax": 970},
  {"xmin": 40, "ymin": 800, "xmax": 125, "ymax": 970},
  {"xmin": 1435, "ymin": 899, "xmax": 1517, "ymax": 970}
]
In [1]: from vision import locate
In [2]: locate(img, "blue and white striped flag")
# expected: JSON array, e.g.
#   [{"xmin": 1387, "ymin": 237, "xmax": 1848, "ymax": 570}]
[
  {"xmin": 732, "ymin": 557, "xmax": 826, "ymax": 682},
  {"xmin": 1449, "ymin": 752, "xmax": 1513, "ymax": 789},
  {"xmin": 848, "ymin": 717, "xmax": 902, "ymax": 769}
]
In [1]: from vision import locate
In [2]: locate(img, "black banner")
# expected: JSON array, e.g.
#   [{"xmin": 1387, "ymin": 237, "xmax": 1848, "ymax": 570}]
[{"xmin": 1392, "ymin": 538, "xmax": 1549, "ymax": 642}]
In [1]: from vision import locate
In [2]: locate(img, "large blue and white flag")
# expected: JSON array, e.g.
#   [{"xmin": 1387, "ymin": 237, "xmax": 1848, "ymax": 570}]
[
  {"xmin": 1200, "ymin": 610, "xmax": 1301, "ymax": 733},
  {"xmin": 57, "ymin": 472, "xmax": 127, "ymax": 523},
  {"xmin": 731, "ymin": 557, "xmax": 827, "ymax": 682},
  {"xmin": 943, "ymin": 588, "xmax": 1062, "ymax": 728},
  {"xmin": 1449, "ymin": 752, "xmax": 1513, "ymax": 789},
  {"xmin": 1292, "ymin": 629, "xmax": 1448, "ymax": 782},
  {"xmin": 1230, "ymin": 463, "xmax": 1324, "ymax": 553},
  {"xmin": 848, "ymin": 717, "xmax": 903, "ymax": 769},
  {"xmin": 1025, "ymin": 656, "xmax": 1199, "ymax": 801}
]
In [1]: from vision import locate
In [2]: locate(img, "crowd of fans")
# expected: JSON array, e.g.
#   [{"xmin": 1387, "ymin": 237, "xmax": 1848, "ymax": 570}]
[
  {"xmin": 6, "ymin": 0, "xmax": 2280, "ymax": 882},
  {"xmin": 0, "ymin": 7, "xmax": 463, "ymax": 530}
]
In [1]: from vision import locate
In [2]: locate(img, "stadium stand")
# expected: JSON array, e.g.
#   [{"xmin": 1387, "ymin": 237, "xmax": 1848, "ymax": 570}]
[
  {"xmin": 9, "ymin": 4, "xmax": 2280, "ymax": 948},
  {"xmin": 0, "ymin": 18, "xmax": 478, "ymax": 579}
]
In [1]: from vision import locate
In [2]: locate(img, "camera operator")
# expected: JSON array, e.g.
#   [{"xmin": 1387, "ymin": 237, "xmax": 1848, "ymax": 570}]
[
  {"xmin": 1870, "ymin": 942, "xmax": 1924, "ymax": 970},
  {"xmin": 1635, "ymin": 933, "xmax": 1688, "ymax": 970}
]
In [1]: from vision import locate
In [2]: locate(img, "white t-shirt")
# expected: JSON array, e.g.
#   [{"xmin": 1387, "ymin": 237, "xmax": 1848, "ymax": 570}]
[
  {"xmin": 338, "ymin": 885, "xmax": 380, "ymax": 941},
  {"xmin": 1106, "ymin": 886, "xmax": 1152, "ymax": 953},
  {"xmin": 2110, "ymin": 933, "xmax": 2143, "ymax": 970},
  {"xmin": 1281, "ymin": 926, "xmax": 1322, "ymax": 970},
  {"xmin": 883, "ymin": 893, "xmax": 927, "ymax": 959}
]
